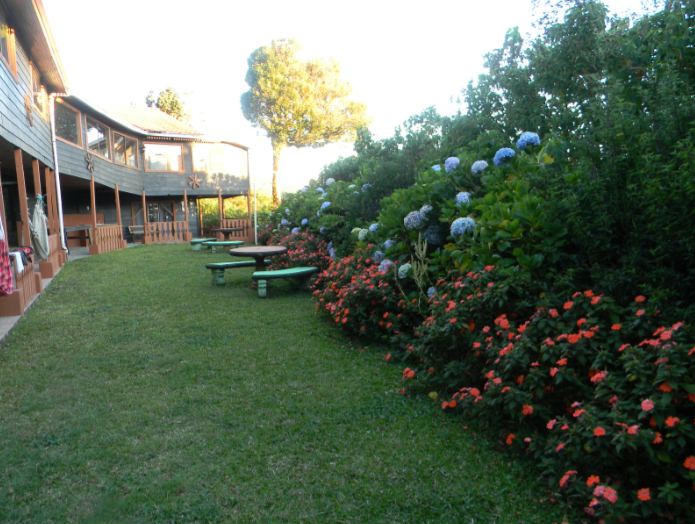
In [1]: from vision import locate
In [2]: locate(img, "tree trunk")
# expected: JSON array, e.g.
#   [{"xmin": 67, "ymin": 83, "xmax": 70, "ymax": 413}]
[{"xmin": 272, "ymin": 146, "xmax": 282, "ymax": 207}]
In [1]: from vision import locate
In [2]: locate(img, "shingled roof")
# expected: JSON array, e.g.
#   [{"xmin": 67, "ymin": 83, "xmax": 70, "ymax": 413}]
[{"xmin": 96, "ymin": 104, "xmax": 202, "ymax": 135}]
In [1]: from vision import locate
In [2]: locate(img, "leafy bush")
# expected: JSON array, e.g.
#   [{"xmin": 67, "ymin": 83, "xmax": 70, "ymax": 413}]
[
  {"xmin": 265, "ymin": 230, "xmax": 332, "ymax": 273},
  {"xmin": 401, "ymin": 266, "xmax": 695, "ymax": 522}
]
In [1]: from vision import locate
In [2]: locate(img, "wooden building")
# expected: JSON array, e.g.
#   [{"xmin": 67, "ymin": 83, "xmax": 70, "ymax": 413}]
[
  {"xmin": 54, "ymin": 96, "xmax": 253, "ymax": 246},
  {"xmin": 0, "ymin": 0, "xmax": 67, "ymax": 315},
  {"xmin": 0, "ymin": 0, "xmax": 252, "ymax": 318}
]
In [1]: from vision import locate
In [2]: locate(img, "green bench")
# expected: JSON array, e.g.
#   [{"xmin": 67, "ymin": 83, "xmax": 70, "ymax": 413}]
[
  {"xmin": 201, "ymin": 240, "xmax": 244, "ymax": 254},
  {"xmin": 190, "ymin": 238, "xmax": 217, "ymax": 251},
  {"xmin": 205, "ymin": 260, "xmax": 271, "ymax": 285},
  {"xmin": 251, "ymin": 266, "xmax": 319, "ymax": 298}
]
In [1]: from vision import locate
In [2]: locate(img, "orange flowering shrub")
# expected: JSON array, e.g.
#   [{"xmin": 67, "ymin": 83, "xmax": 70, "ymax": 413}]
[
  {"xmin": 265, "ymin": 230, "xmax": 332, "ymax": 273},
  {"xmin": 399, "ymin": 266, "xmax": 695, "ymax": 522},
  {"xmin": 311, "ymin": 247, "xmax": 423, "ymax": 340}
]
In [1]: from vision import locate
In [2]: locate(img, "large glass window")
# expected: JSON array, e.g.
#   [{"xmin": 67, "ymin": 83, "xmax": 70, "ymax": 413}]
[
  {"xmin": 0, "ymin": 12, "xmax": 16, "ymax": 77},
  {"xmin": 192, "ymin": 143, "xmax": 248, "ymax": 176},
  {"xmin": 55, "ymin": 101, "xmax": 81, "ymax": 146},
  {"xmin": 114, "ymin": 133, "xmax": 138, "ymax": 168},
  {"xmin": 86, "ymin": 116, "xmax": 111, "ymax": 159},
  {"xmin": 144, "ymin": 143, "xmax": 183, "ymax": 172}
]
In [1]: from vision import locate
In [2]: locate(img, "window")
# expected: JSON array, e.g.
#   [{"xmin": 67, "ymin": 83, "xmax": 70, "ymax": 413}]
[
  {"xmin": 86, "ymin": 116, "xmax": 111, "ymax": 159},
  {"xmin": 114, "ymin": 133, "xmax": 138, "ymax": 169},
  {"xmin": 30, "ymin": 63, "xmax": 46, "ymax": 117},
  {"xmin": 0, "ymin": 10, "xmax": 17, "ymax": 78},
  {"xmin": 144, "ymin": 143, "xmax": 183, "ymax": 172},
  {"xmin": 55, "ymin": 101, "xmax": 82, "ymax": 146},
  {"xmin": 192, "ymin": 143, "xmax": 248, "ymax": 176}
]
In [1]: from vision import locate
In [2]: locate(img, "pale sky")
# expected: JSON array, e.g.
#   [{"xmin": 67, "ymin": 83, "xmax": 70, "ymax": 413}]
[{"xmin": 42, "ymin": 0, "xmax": 647, "ymax": 195}]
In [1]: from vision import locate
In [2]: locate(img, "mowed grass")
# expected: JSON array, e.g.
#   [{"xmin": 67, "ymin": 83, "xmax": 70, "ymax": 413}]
[{"xmin": 0, "ymin": 244, "xmax": 570, "ymax": 523}]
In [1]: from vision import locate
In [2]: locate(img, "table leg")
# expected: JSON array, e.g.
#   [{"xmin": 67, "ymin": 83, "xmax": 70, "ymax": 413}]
[{"xmin": 254, "ymin": 256, "xmax": 267, "ymax": 272}]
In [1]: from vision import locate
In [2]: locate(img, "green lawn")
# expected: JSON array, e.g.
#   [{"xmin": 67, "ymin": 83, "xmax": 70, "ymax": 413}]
[{"xmin": 0, "ymin": 244, "xmax": 571, "ymax": 523}]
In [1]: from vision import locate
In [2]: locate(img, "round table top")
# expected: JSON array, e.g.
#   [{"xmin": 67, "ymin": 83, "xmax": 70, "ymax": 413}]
[{"xmin": 229, "ymin": 246, "xmax": 287, "ymax": 257}]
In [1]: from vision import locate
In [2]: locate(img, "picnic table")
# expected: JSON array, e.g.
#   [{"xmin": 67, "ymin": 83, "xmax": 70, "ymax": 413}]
[
  {"xmin": 210, "ymin": 227, "xmax": 244, "ymax": 241},
  {"xmin": 228, "ymin": 246, "xmax": 287, "ymax": 272}
]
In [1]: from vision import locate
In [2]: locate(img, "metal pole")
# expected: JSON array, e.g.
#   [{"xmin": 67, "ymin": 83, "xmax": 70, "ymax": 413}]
[{"xmin": 49, "ymin": 94, "xmax": 68, "ymax": 252}]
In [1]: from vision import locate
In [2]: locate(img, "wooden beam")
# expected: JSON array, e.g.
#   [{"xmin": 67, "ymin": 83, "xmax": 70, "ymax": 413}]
[
  {"xmin": 246, "ymin": 189, "xmax": 252, "ymax": 221},
  {"xmin": 141, "ymin": 190, "xmax": 147, "ymax": 224},
  {"xmin": 115, "ymin": 184, "xmax": 122, "ymax": 227},
  {"xmin": 31, "ymin": 159, "xmax": 41, "ymax": 196},
  {"xmin": 183, "ymin": 189, "xmax": 188, "ymax": 225},
  {"xmin": 44, "ymin": 167, "xmax": 54, "ymax": 233},
  {"xmin": 14, "ymin": 149, "xmax": 31, "ymax": 247},
  {"xmin": 218, "ymin": 188, "xmax": 223, "ymax": 225},
  {"xmin": 89, "ymin": 175, "xmax": 97, "ymax": 230}
]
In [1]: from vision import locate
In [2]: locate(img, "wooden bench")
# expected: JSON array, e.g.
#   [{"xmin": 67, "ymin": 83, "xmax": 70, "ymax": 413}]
[
  {"xmin": 201, "ymin": 240, "xmax": 244, "ymax": 254},
  {"xmin": 128, "ymin": 225, "xmax": 145, "ymax": 241},
  {"xmin": 191, "ymin": 238, "xmax": 217, "ymax": 251},
  {"xmin": 205, "ymin": 260, "xmax": 271, "ymax": 285},
  {"xmin": 251, "ymin": 266, "xmax": 319, "ymax": 298}
]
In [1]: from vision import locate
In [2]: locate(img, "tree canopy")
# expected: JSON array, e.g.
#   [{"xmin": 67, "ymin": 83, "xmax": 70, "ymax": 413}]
[
  {"xmin": 146, "ymin": 87, "xmax": 190, "ymax": 122},
  {"xmin": 241, "ymin": 39, "xmax": 369, "ymax": 204}
]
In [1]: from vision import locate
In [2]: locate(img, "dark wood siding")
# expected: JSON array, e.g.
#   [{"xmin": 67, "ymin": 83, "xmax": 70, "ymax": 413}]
[
  {"xmin": 144, "ymin": 142, "xmax": 250, "ymax": 197},
  {"xmin": 56, "ymin": 114, "xmax": 145, "ymax": 196},
  {"xmin": 0, "ymin": 38, "xmax": 54, "ymax": 168}
]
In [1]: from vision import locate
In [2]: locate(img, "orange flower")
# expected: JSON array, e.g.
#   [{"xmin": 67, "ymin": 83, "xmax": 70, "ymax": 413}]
[
  {"xmin": 506, "ymin": 433, "xmax": 515, "ymax": 445},
  {"xmin": 450, "ymin": 318, "xmax": 457, "ymax": 323},
  {"xmin": 522, "ymin": 404, "xmax": 533, "ymax": 415},
  {"xmin": 659, "ymin": 382, "xmax": 674, "ymax": 392},
  {"xmin": 549, "ymin": 309, "xmax": 559, "ymax": 318},
  {"xmin": 594, "ymin": 427, "xmax": 606, "ymax": 437},
  {"xmin": 635, "ymin": 295, "xmax": 646, "ymax": 302},
  {"xmin": 684, "ymin": 456, "xmax": 695, "ymax": 470},
  {"xmin": 448, "ymin": 400, "xmax": 456, "ymax": 408},
  {"xmin": 559, "ymin": 470, "xmax": 577, "ymax": 487},
  {"xmin": 641, "ymin": 399, "xmax": 654, "ymax": 411},
  {"xmin": 586, "ymin": 475, "xmax": 600, "ymax": 487},
  {"xmin": 516, "ymin": 375, "xmax": 524, "ymax": 384},
  {"xmin": 637, "ymin": 488, "xmax": 650, "ymax": 501},
  {"xmin": 383, "ymin": 312, "xmax": 389, "ymax": 319},
  {"xmin": 577, "ymin": 318, "xmax": 587, "ymax": 326},
  {"xmin": 564, "ymin": 301, "xmax": 573, "ymax": 310},
  {"xmin": 470, "ymin": 388, "xmax": 480, "ymax": 397},
  {"xmin": 556, "ymin": 443, "xmax": 565, "ymax": 452},
  {"xmin": 547, "ymin": 419, "xmax": 556, "ymax": 430},
  {"xmin": 611, "ymin": 324, "xmax": 621, "ymax": 330},
  {"xmin": 584, "ymin": 290, "xmax": 594, "ymax": 297},
  {"xmin": 665, "ymin": 416, "xmax": 680, "ymax": 427},
  {"xmin": 473, "ymin": 342, "xmax": 481, "ymax": 348},
  {"xmin": 568, "ymin": 333, "xmax": 582, "ymax": 344},
  {"xmin": 602, "ymin": 486, "xmax": 618, "ymax": 503},
  {"xmin": 591, "ymin": 296, "xmax": 602, "ymax": 305},
  {"xmin": 636, "ymin": 309, "xmax": 645, "ymax": 316},
  {"xmin": 618, "ymin": 343, "xmax": 630, "ymax": 351},
  {"xmin": 556, "ymin": 358, "xmax": 568, "ymax": 366},
  {"xmin": 385, "ymin": 354, "xmax": 391, "ymax": 361},
  {"xmin": 550, "ymin": 367, "xmax": 559, "ymax": 377}
]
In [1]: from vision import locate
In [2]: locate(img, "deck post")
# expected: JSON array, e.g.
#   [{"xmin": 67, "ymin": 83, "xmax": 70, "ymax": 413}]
[
  {"xmin": 115, "ymin": 183, "xmax": 126, "ymax": 249},
  {"xmin": 141, "ymin": 190, "xmax": 150, "ymax": 244},
  {"xmin": 14, "ymin": 149, "xmax": 31, "ymax": 248},
  {"xmin": 183, "ymin": 189, "xmax": 192, "ymax": 241},
  {"xmin": 44, "ymin": 168, "xmax": 55, "ymax": 234},
  {"xmin": 0, "ymin": 177, "xmax": 24, "ymax": 316},
  {"xmin": 89, "ymin": 175, "xmax": 100, "ymax": 255},
  {"xmin": 36, "ymin": 165, "xmax": 58, "ymax": 278},
  {"xmin": 217, "ymin": 188, "xmax": 224, "ymax": 241}
]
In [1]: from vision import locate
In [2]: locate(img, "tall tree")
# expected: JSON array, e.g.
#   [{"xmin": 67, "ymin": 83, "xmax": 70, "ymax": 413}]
[
  {"xmin": 146, "ymin": 87, "xmax": 190, "ymax": 122},
  {"xmin": 241, "ymin": 39, "xmax": 369, "ymax": 205}
]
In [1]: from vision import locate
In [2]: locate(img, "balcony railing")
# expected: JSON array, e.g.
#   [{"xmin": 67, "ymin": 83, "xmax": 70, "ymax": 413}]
[
  {"xmin": 94, "ymin": 225, "xmax": 125, "ymax": 254},
  {"xmin": 143, "ymin": 221, "xmax": 191, "ymax": 244}
]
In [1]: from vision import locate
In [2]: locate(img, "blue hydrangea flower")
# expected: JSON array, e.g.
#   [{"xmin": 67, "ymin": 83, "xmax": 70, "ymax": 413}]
[
  {"xmin": 404, "ymin": 211, "xmax": 424, "ymax": 230},
  {"xmin": 493, "ymin": 148, "xmax": 516, "ymax": 166},
  {"xmin": 420, "ymin": 204, "xmax": 432, "ymax": 220},
  {"xmin": 317, "ymin": 187, "xmax": 325, "ymax": 194},
  {"xmin": 358, "ymin": 229, "xmax": 368, "ymax": 241},
  {"xmin": 329, "ymin": 248, "xmax": 336, "ymax": 258},
  {"xmin": 455, "ymin": 192, "xmax": 471, "ymax": 207},
  {"xmin": 423, "ymin": 225, "xmax": 442, "ymax": 245},
  {"xmin": 301, "ymin": 186, "xmax": 309, "ymax": 193},
  {"xmin": 317, "ymin": 211, "xmax": 321, "ymax": 218},
  {"xmin": 325, "ymin": 178, "xmax": 335, "ymax": 186},
  {"xmin": 320, "ymin": 227, "xmax": 326, "ymax": 235},
  {"xmin": 427, "ymin": 286, "xmax": 436, "ymax": 299},
  {"xmin": 291, "ymin": 227, "xmax": 300, "ymax": 235},
  {"xmin": 373, "ymin": 251, "xmax": 385, "ymax": 263},
  {"xmin": 285, "ymin": 208, "xmax": 290, "ymax": 215},
  {"xmin": 351, "ymin": 228, "xmax": 361, "ymax": 235},
  {"xmin": 369, "ymin": 223, "xmax": 378, "ymax": 233},
  {"xmin": 378, "ymin": 259, "xmax": 394, "ymax": 273},
  {"xmin": 348, "ymin": 184, "xmax": 356, "ymax": 189},
  {"xmin": 354, "ymin": 191, "xmax": 359, "ymax": 195},
  {"xmin": 328, "ymin": 241, "xmax": 333, "ymax": 250},
  {"xmin": 398, "ymin": 263, "xmax": 412, "ymax": 279},
  {"xmin": 471, "ymin": 160, "xmax": 488, "ymax": 174},
  {"xmin": 431, "ymin": 165, "xmax": 441, "ymax": 171},
  {"xmin": 362, "ymin": 183, "xmax": 371, "ymax": 192},
  {"xmin": 320, "ymin": 201, "xmax": 331, "ymax": 211},
  {"xmin": 281, "ymin": 218, "xmax": 290, "ymax": 226},
  {"xmin": 301, "ymin": 218, "xmax": 308, "ymax": 226},
  {"xmin": 516, "ymin": 132, "xmax": 540, "ymax": 150},
  {"xmin": 383, "ymin": 239, "xmax": 395, "ymax": 250},
  {"xmin": 451, "ymin": 217, "xmax": 476, "ymax": 237},
  {"xmin": 445, "ymin": 157, "xmax": 460, "ymax": 173}
]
